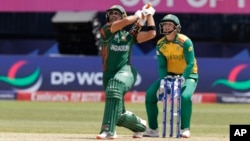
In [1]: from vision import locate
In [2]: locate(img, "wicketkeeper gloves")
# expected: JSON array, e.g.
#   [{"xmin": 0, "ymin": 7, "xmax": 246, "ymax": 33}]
[
  {"xmin": 180, "ymin": 76, "xmax": 185, "ymax": 86},
  {"xmin": 157, "ymin": 76, "xmax": 185, "ymax": 101},
  {"xmin": 157, "ymin": 79, "xmax": 165, "ymax": 101}
]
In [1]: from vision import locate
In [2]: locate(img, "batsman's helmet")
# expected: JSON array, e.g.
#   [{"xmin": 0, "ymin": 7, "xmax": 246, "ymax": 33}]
[
  {"xmin": 159, "ymin": 14, "xmax": 181, "ymax": 34},
  {"xmin": 106, "ymin": 5, "xmax": 127, "ymax": 22}
]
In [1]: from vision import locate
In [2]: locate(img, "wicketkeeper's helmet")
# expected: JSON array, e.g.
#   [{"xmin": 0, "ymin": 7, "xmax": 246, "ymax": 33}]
[
  {"xmin": 159, "ymin": 14, "xmax": 181, "ymax": 34},
  {"xmin": 106, "ymin": 5, "xmax": 127, "ymax": 22}
]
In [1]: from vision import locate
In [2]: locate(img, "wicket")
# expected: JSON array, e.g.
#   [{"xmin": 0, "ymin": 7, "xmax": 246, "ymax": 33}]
[{"xmin": 162, "ymin": 75, "xmax": 182, "ymax": 138}]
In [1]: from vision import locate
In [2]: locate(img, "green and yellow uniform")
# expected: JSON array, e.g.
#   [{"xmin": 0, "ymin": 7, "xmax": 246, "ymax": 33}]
[{"xmin": 145, "ymin": 33, "xmax": 198, "ymax": 130}]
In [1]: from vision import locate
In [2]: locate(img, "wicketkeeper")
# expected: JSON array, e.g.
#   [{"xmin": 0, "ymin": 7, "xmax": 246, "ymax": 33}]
[{"xmin": 143, "ymin": 14, "xmax": 199, "ymax": 138}]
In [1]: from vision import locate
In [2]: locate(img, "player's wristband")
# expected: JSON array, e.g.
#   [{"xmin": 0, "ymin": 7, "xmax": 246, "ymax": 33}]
[{"xmin": 147, "ymin": 26, "xmax": 156, "ymax": 31}]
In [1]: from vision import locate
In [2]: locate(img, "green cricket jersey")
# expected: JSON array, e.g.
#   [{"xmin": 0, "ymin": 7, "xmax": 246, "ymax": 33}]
[
  {"xmin": 100, "ymin": 23, "xmax": 136, "ymax": 72},
  {"xmin": 156, "ymin": 33, "xmax": 198, "ymax": 79}
]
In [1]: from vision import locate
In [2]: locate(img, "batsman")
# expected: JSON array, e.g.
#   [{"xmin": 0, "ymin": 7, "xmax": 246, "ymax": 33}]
[
  {"xmin": 96, "ymin": 4, "xmax": 156, "ymax": 139},
  {"xmin": 143, "ymin": 14, "xmax": 199, "ymax": 138}
]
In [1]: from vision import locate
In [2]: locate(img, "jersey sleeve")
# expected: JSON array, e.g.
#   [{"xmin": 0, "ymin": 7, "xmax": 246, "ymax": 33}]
[
  {"xmin": 100, "ymin": 24, "xmax": 112, "ymax": 41},
  {"xmin": 182, "ymin": 39, "xmax": 195, "ymax": 79},
  {"xmin": 156, "ymin": 41, "xmax": 167, "ymax": 79}
]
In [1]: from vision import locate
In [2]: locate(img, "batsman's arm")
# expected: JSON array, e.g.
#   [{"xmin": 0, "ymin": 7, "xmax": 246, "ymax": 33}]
[
  {"xmin": 136, "ymin": 14, "xmax": 156, "ymax": 43},
  {"xmin": 115, "ymin": 3, "xmax": 154, "ymax": 34},
  {"xmin": 129, "ymin": 21, "xmax": 143, "ymax": 37},
  {"xmin": 110, "ymin": 15, "xmax": 139, "ymax": 33}
]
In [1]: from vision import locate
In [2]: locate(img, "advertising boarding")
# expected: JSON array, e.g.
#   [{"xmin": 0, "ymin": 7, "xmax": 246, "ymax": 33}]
[{"xmin": 0, "ymin": 56, "xmax": 249, "ymax": 103}]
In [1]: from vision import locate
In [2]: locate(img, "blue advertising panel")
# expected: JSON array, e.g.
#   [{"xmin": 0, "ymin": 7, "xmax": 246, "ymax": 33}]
[
  {"xmin": 0, "ymin": 56, "xmax": 158, "ymax": 92},
  {"xmin": 197, "ymin": 59, "xmax": 250, "ymax": 94},
  {"xmin": 0, "ymin": 56, "xmax": 249, "ymax": 96},
  {"xmin": 0, "ymin": 90, "xmax": 16, "ymax": 100}
]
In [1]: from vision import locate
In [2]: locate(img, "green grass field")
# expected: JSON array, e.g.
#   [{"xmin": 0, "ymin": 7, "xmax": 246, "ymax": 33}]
[{"xmin": 0, "ymin": 101, "xmax": 249, "ymax": 140}]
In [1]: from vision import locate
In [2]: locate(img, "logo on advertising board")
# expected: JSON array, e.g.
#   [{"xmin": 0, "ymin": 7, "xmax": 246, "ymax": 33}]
[
  {"xmin": 213, "ymin": 64, "xmax": 250, "ymax": 103},
  {"xmin": 213, "ymin": 64, "xmax": 250, "ymax": 91},
  {"xmin": 0, "ymin": 60, "xmax": 42, "ymax": 92}
]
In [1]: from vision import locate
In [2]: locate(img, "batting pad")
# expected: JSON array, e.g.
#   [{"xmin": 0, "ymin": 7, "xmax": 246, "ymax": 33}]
[
  {"xmin": 100, "ymin": 78, "xmax": 125, "ymax": 134},
  {"xmin": 117, "ymin": 111, "xmax": 146, "ymax": 132}
]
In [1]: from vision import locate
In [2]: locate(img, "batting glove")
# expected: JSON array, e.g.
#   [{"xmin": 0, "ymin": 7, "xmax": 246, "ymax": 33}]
[
  {"xmin": 142, "ymin": 3, "xmax": 155, "ymax": 16},
  {"xmin": 134, "ymin": 10, "xmax": 147, "ymax": 26}
]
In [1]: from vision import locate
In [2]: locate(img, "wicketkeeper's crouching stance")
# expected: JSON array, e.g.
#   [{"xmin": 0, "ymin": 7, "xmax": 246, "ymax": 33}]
[
  {"xmin": 96, "ymin": 3, "xmax": 156, "ymax": 139},
  {"xmin": 143, "ymin": 14, "xmax": 199, "ymax": 138}
]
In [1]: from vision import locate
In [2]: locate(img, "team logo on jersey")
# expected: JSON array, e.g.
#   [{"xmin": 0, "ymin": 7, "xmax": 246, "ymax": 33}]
[
  {"xmin": 114, "ymin": 31, "xmax": 128, "ymax": 42},
  {"xmin": 114, "ymin": 34, "xmax": 120, "ymax": 42},
  {"xmin": 121, "ymin": 31, "xmax": 129, "ymax": 41},
  {"xmin": 188, "ymin": 46, "xmax": 193, "ymax": 52}
]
